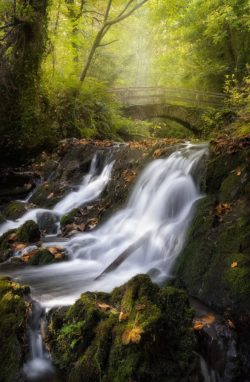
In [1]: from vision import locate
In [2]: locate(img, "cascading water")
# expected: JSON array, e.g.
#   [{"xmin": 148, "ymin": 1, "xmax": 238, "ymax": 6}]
[
  {"xmin": 0, "ymin": 153, "xmax": 114, "ymax": 236},
  {"xmin": 0, "ymin": 143, "xmax": 208, "ymax": 380},
  {"xmin": 1, "ymin": 143, "xmax": 208, "ymax": 307},
  {"xmin": 23, "ymin": 300, "xmax": 54, "ymax": 381}
]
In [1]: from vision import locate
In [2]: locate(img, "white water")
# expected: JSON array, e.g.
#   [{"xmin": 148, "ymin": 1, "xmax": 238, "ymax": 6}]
[
  {"xmin": 0, "ymin": 143, "xmax": 208, "ymax": 380},
  {"xmin": 0, "ymin": 154, "xmax": 114, "ymax": 235},
  {"xmin": 3, "ymin": 143, "xmax": 208, "ymax": 309},
  {"xmin": 23, "ymin": 301, "xmax": 54, "ymax": 381}
]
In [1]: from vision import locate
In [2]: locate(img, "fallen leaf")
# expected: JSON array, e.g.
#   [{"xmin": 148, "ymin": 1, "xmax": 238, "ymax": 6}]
[
  {"xmin": 122, "ymin": 170, "xmax": 137, "ymax": 183},
  {"xmin": 47, "ymin": 192, "xmax": 54, "ymax": 199},
  {"xmin": 236, "ymin": 169, "xmax": 241, "ymax": 176},
  {"xmin": 153, "ymin": 149, "xmax": 163, "ymax": 158},
  {"xmin": 122, "ymin": 326, "xmax": 144, "ymax": 345},
  {"xmin": 193, "ymin": 313, "xmax": 215, "ymax": 330},
  {"xmin": 213, "ymin": 202, "xmax": 232, "ymax": 218},
  {"xmin": 119, "ymin": 311, "xmax": 129, "ymax": 322},
  {"xmin": 86, "ymin": 218, "xmax": 99, "ymax": 230},
  {"xmin": 231, "ymin": 262, "xmax": 238, "ymax": 268},
  {"xmin": 48, "ymin": 247, "xmax": 59, "ymax": 255},
  {"xmin": 54, "ymin": 252, "xmax": 65, "ymax": 261}
]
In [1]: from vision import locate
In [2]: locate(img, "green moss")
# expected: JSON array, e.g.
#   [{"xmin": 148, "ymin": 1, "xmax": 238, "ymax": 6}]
[
  {"xmin": 219, "ymin": 169, "xmax": 246, "ymax": 201},
  {"xmin": 0, "ymin": 279, "xmax": 29, "ymax": 382},
  {"xmin": 16, "ymin": 220, "xmax": 40, "ymax": 243},
  {"xmin": 225, "ymin": 253, "xmax": 250, "ymax": 300},
  {"xmin": 28, "ymin": 249, "xmax": 54, "ymax": 265},
  {"xmin": 0, "ymin": 229, "xmax": 16, "ymax": 263},
  {"xmin": 48, "ymin": 275, "xmax": 195, "ymax": 382},
  {"xmin": 3, "ymin": 201, "xmax": 27, "ymax": 220},
  {"xmin": 175, "ymin": 147, "xmax": 250, "ymax": 314},
  {"xmin": 60, "ymin": 210, "xmax": 77, "ymax": 227}
]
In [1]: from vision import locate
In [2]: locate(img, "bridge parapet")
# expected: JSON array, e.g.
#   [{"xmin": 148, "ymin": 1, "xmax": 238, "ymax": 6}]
[{"xmin": 111, "ymin": 86, "xmax": 226, "ymax": 108}]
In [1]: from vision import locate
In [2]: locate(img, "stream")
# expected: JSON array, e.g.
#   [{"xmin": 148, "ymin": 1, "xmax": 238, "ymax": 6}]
[{"xmin": 0, "ymin": 142, "xmax": 208, "ymax": 380}]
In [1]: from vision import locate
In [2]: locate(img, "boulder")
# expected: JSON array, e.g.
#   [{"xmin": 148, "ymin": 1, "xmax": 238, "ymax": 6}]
[
  {"xmin": 47, "ymin": 275, "xmax": 198, "ymax": 382},
  {"xmin": 0, "ymin": 278, "xmax": 29, "ymax": 382}
]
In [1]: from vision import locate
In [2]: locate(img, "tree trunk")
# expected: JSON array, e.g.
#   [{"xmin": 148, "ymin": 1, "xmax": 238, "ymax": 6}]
[{"xmin": 80, "ymin": 27, "xmax": 105, "ymax": 82}]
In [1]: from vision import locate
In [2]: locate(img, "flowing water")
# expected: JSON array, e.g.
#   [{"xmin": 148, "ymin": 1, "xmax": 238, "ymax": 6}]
[
  {"xmin": 0, "ymin": 153, "xmax": 114, "ymax": 236},
  {"xmin": 0, "ymin": 142, "xmax": 208, "ymax": 380}
]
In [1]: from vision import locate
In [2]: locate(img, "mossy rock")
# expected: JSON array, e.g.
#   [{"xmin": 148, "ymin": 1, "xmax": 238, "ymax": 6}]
[
  {"xmin": 0, "ymin": 221, "xmax": 41, "ymax": 263},
  {"xmin": 60, "ymin": 209, "xmax": 77, "ymax": 227},
  {"xmin": 27, "ymin": 249, "xmax": 55, "ymax": 265},
  {"xmin": 175, "ymin": 145, "xmax": 250, "ymax": 314},
  {"xmin": 0, "ymin": 229, "xmax": 16, "ymax": 263},
  {"xmin": 48, "ymin": 275, "xmax": 196, "ymax": 382},
  {"xmin": 16, "ymin": 220, "xmax": 40, "ymax": 243},
  {"xmin": 3, "ymin": 201, "xmax": 27, "ymax": 220},
  {"xmin": 0, "ymin": 278, "xmax": 29, "ymax": 382}
]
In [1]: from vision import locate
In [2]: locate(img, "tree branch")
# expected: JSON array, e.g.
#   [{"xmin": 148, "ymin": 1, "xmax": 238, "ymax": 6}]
[
  {"xmin": 98, "ymin": 39, "xmax": 118, "ymax": 47},
  {"xmin": 106, "ymin": 0, "xmax": 149, "ymax": 26},
  {"xmin": 117, "ymin": 0, "xmax": 135, "ymax": 18},
  {"xmin": 104, "ymin": 0, "xmax": 112, "ymax": 22}
]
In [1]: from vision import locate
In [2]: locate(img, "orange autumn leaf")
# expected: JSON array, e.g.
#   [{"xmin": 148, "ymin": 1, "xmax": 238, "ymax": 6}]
[
  {"xmin": 213, "ymin": 202, "xmax": 232, "ymax": 217},
  {"xmin": 13, "ymin": 243, "xmax": 27, "ymax": 251},
  {"xmin": 122, "ymin": 170, "xmax": 137, "ymax": 183},
  {"xmin": 236, "ymin": 169, "xmax": 241, "ymax": 176},
  {"xmin": 122, "ymin": 326, "xmax": 144, "ymax": 345},
  {"xmin": 47, "ymin": 192, "xmax": 54, "ymax": 199},
  {"xmin": 153, "ymin": 149, "xmax": 163, "ymax": 158},
  {"xmin": 193, "ymin": 313, "xmax": 215, "ymax": 330},
  {"xmin": 231, "ymin": 262, "xmax": 238, "ymax": 268},
  {"xmin": 119, "ymin": 311, "xmax": 129, "ymax": 322}
]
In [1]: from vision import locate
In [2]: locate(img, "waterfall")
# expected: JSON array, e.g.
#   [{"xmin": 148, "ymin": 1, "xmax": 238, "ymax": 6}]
[
  {"xmin": 3, "ymin": 143, "xmax": 208, "ymax": 309},
  {"xmin": 23, "ymin": 300, "xmax": 54, "ymax": 381},
  {"xmin": 0, "ymin": 154, "xmax": 114, "ymax": 235}
]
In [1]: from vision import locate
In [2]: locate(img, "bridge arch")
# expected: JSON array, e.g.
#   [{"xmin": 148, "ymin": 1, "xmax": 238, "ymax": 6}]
[
  {"xmin": 111, "ymin": 87, "xmax": 225, "ymax": 134},
  {"xmin": 123, "ymin": 103, "xmax": 203, "ymax": 134}
]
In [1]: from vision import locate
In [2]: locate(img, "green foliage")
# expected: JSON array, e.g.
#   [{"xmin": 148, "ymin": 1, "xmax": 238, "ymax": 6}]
[
  {"xmin": 46, "ymin": 79, "xmax": 122, "ymax": 139},
  {"xmin": 224, "ymin": 71, "xmax": 250, "ymax": 111},
  {"xmin": 48, "ymin": 275, "xmax": 196, "ymax": 382}
]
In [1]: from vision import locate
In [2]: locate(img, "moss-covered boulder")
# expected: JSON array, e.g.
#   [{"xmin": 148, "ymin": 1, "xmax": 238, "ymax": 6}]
[
  {"xmin": 0, "ymin": 229, "xmax": 16, "ymax": 263},
  {"xmin": 0, "ymin": 278, "xmax": 29, "ymax": 382},
  {"xmin": 47, "ymin": 275, "xmax": 197, "ymax": 382},
  {"xmin": 175, "ymin": 139, "xmax": 250, "ymax": 314},
  {"xmin": 18, "ymin": 247, "xmax": 68, "ymax": 265},
  {"xmin": 0, "ymin": 220, "xmax": 41, "ymax": 263},
  {"xmin": 3, "ymin": 201, "xmax": 27, "ymax": 220},
  {"xmin": 16, "ymin": 220, "xmax": 41, "ymax": 243}
]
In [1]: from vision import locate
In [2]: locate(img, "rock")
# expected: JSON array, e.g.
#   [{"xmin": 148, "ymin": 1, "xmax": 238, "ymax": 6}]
[
  {"xmin": 0, "ymin": 221, "xmax": 41, "ymax": 263},
  {"xmin": 0, "ymin": 229, "xmax": 17, "ymax": 263},
  {"xmin": 16, "ymin": 220, "xmax": 41, "ymax": 243},
  {"xmin": 174, "ymin": 139, "xmax": 250, "ymax": 378},
  {"xmin": 37, "ymin": 211, "xmax": 59, "ymax": 234},
  {"xmin": 0, "ymin": 169, "xmax": 39, "ymax": 203},
  {"xmin": 3, "ymin": 201, "xmax": 27, "ymax": 220},
  {"xmin": 175, "ymin": 142, "xmax": 250, "ymax": 314},
  {"xmin": 20, "ymin": 247, "xmax": 67, "ymax": 265},
  {"xmin": 47, "ymin": 275, "xmax": 198, "ymax": 382},
  {"xmin": 0, "ymin": 278, "xmax": 29, "ymax": 382}
]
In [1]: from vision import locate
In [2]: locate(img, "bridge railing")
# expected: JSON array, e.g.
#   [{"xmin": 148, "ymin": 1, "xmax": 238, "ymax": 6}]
[{"xmin": 110, "ymin": 87, "xmax": 226, "ymax": 108}]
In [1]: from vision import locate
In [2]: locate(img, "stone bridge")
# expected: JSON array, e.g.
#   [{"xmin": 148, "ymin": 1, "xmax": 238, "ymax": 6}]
[{"xmin": 111, "ymin": 87, "xmax": 226, "ymax": 133}]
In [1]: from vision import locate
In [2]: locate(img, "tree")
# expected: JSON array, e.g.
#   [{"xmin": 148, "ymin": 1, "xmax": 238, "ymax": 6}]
[{"xmin": 79, "ymin": 0, "xmax": 150, "ymax": 82}]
